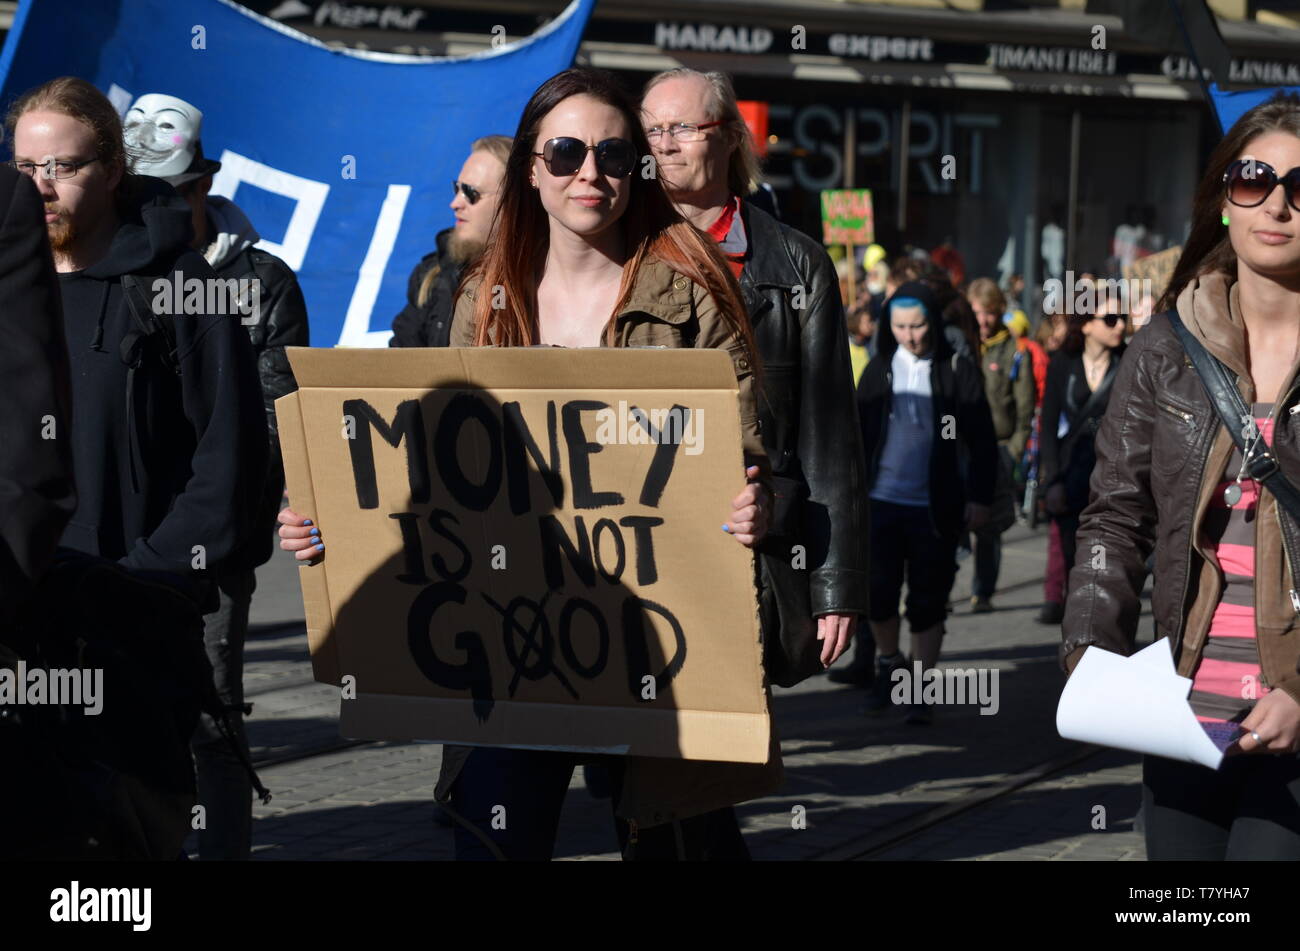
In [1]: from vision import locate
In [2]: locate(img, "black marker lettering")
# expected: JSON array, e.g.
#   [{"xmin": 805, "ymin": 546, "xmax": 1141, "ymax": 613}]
[
  {"xmin": 638, "ymin": 405, "xmax": 689, "ymax": 507},
  {"xmin": 539, "ymin": 514, "xmax": 596, "ymax": 589},
  {"xmin": 621, "ymin": 596, "xmax": 686, "ymax": 698},
  {"xmin": 562, "ymin": 399, "xmax": 623, "ymax": 509},
  {"xmin": 389, "ymin": 511, "xmax": 430, "ymax": 583},
  {"xmin": 407, "ymin": 581, "xmax": 493, "ymax": 720},
  {"xmin": 558, "ymin": 597, "xmax": 610, "ymax": 679},
  {"xmin": 618, "ymin": 516, "xmax": 664, "ymax": 585},
  {"xmin": 502, "ymin": 400, "xmax": 564, "ymax": 514},
  {"xmin": 592, "ymin": 517, "xmax": 626, "ymax": 583},
  {"xmin": 427, "ymin": 508, "xmax": 471, "ymax": 582},
  {"xmin": 434, "ymin": 392, "xmax": 502, "ymax": 511},
  {"xmin": 344, "ymin": 398, "xmax": 429, "ymax": 510}
]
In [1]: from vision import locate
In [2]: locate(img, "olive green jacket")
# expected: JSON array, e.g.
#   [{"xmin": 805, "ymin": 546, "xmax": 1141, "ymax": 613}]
[
  {"xmin": 979, "ymin": 329, "xmax": 1036, "ymax": 460},
  {"xmin": 447, "ymin": 255, "xmax": 783, "ymax": 827}
]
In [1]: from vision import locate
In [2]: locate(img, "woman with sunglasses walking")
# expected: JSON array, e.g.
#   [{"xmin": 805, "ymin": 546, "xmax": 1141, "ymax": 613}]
[
  {"xmin": 1039, "ymin": 300, "xmax": 1127, "ymax": 607},
  {"xmin": 1061, "ymin": 93, "xmax": 1300, "ymax": 860},
  {"xmin": 449, "ymin": 66, "xmax": 772, "ymax": 861},
  {"xmin": 282, "ymin": 67, "xmax": 774, "ymax": 860}
]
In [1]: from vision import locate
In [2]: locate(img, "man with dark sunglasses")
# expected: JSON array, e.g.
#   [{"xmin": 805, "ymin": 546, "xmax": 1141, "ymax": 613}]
[
  {"xmin": 389, "ymin": 136, "xmax": 510, "ymax": 348},
  {"xmin": 641, "ymin": 67, "xmax": 867, "ymax": 693}
]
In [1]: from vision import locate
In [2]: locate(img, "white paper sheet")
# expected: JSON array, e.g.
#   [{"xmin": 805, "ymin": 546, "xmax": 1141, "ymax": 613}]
[{"xmin": 1055, "ymin": 640, "xmax": 1234, "ymax": 770}]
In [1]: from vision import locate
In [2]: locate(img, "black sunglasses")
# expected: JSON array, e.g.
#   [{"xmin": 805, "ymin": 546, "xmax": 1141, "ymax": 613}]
[
  {"xmin": 452, "ymin": 180, "xmax": 485, "ymax": 204},
  {"xmin": 1095, "ymin": 314, "xmax": 1124, "ymax": 327},
  {"xmin": 1223, "ymin": 159, "xmax": 1300, "ymax": 213},
  {"xmin": 532, "ymin": 137, "xmax": 637, "ymax": 179}
]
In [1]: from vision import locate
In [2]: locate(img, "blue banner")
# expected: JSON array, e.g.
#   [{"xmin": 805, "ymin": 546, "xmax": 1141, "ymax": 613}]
[
  {"xmin": 0, "ymin": 0, "xmax": 596, "ymax": 346},
  {"xmin": 1210, "ymin": 82, "xmax": 1300, "ymax": 135}
]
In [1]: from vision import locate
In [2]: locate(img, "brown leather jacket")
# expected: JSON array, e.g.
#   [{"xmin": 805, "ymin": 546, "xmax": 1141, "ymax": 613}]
[
  {"xmin": 443, "ymin": 255, "xmax": 784, "ymax": 827},
  {"xmin": 1061, "ymin": 272, "xmax": 1300, "ymax": 708}
]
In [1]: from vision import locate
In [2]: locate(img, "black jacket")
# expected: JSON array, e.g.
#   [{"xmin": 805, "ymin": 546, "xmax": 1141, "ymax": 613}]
[
  {"xmin": 211, "ymin": 238, "xmax": 310, "ymax": 569},
  {"xmin": 857, "ymin": 281, "xmax": 998, "ymax": 539},
  {"xmin": 389, "ymin": 227, "xmax": 461, "ymax": 348},
  {"xmin": 1039, "ymin": 345, "xmax": 1125, "ymax": 515},
  {"xmin": 56, "ymin": 176, "xmax": 267, "ymax": 601},
  {"xmin": 739, "ymin": 201, "xmax": 868, "ymax": 617},
  {"xmin": 0, "ymin": 168, "xmax": 75, "ymax": 616}
]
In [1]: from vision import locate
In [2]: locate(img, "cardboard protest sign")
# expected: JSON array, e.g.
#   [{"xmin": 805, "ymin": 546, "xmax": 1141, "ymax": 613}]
[
  {"xmin": 276, "ymin": 347, "xmax": 771, "ymax": 764},
  {"xmin": 820, "ymin": 188, "xmax": 875, "ymax": 246},
  {"xmin": 1123, "ymin": 245, "xmax": 1181, "ymax": 302}
]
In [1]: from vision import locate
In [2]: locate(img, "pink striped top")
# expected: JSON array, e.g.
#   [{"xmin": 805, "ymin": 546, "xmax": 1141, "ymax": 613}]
[{"xmin": 1192, "ymin": 403, "xmax": 1274, "ymax": 727}]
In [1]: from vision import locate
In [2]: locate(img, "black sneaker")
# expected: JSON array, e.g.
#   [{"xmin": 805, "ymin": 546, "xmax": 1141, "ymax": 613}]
[{"xmin": 864, "ymin": 655, "xmax": 905, "ymax": 714}]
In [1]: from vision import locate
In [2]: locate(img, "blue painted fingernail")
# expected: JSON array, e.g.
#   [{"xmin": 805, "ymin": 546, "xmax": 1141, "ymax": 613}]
[
  {"xmin": 310, "ymin": 528, "xmax": 319, "ymax": 536},
  {"xmin": 304, "ymin": 519, "xmax": 313, "ymax": 526},
  {"xmin": 722, "ymin": 524, "xmax": 731, "ymax": 533},
  {"xmin": 316, "ymin": 543, "xmax": 325, "ymax": 551}
]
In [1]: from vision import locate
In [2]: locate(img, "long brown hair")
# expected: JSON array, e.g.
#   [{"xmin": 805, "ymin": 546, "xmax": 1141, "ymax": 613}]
[
  {"xmin": 464, "ymin": 67, "xmax": 757, "ymax": 370},
  {"xmin": 1158, "ymin": 92, "xmax": 1300, "ymax": 311}
]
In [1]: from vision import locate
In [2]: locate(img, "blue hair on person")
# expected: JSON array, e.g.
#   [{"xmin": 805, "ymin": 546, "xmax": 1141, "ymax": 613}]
[{"xmin": 889, "ymin": 296, "xmax": 929, "ymax": 318}]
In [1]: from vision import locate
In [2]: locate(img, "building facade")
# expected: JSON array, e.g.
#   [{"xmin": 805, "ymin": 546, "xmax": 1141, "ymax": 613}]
[{"xmin": 238, "ymin": 0, "xmax": 1300, "ymax": 303}]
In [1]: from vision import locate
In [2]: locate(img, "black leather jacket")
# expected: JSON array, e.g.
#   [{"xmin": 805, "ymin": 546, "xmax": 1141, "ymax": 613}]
[
  {"xmin": 212, "ymin": 244, "xmax": 310, "ymax": 442},
  {"xmin": 389, "ymin": 227, "xmax": 461, "ymax": 349},
  {"xmin": 213, "ymin": 243, "xmax": 309, "ymax": 570},
  {"xmin": 739, "ymin": 201, "xmax": 868, "ymax": 617}
]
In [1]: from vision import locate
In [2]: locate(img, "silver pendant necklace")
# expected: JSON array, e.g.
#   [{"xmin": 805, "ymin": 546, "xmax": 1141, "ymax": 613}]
[
  {"xmin": 1225, "ymin": 403, "xmax": 1279, "ymax": 507},
  {"xmin": 1223, "ymin": 323, "xmax": 1300, "ymax": 507}
]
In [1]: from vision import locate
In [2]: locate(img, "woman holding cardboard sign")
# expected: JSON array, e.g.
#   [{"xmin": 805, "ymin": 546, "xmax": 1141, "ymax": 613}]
[
  {"xmin": 1060, "ymin": 93, "xmax": 1300, "ymax": 860},
  {"xmin": 279, "ymin": 67, "xmax": 774, "ymax": 860}
]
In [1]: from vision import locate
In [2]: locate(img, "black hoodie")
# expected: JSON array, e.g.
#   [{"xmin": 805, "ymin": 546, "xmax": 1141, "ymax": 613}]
[
  {"xmin": 856, "ymin": 280, "xmax": 998, "ymax": 539},
  {"xmin": 57, "ymin": 175, "xmax": 267, "ymax": 597}
]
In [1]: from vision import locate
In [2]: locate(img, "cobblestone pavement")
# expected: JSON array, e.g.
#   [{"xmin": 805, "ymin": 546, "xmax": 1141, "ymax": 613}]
[{"xmin": 213, "ymin": 521, "xmax": 1155, "ymax": 860}]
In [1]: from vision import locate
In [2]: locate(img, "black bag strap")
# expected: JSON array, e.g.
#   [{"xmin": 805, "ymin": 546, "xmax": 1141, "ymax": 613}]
[
  {"xmin": 1164, "ymin": 309, "xmax": 1300, "ymax": 524},
  {"xmin": 120, "ymin": 273, "xmax": 181, "ymax": 377}
]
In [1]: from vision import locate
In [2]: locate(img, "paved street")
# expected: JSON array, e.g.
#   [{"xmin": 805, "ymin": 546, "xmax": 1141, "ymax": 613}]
[{"xmin": 212, "ymin": 519, "xmax": 1152, "ymax": 860}]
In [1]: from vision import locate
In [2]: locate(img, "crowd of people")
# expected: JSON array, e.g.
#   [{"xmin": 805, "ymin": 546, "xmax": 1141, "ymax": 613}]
[{"xmin": 1, "ymin": 61, "xmax": 1298, "ymax": 864}]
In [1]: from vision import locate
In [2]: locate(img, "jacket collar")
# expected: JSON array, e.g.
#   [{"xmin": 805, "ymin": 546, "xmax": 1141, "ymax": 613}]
[
  {"xmin": 981, "ymin": 327, "xmax": 1011, "ymax": 353},
  {"xmin": 737, "ymin": 201, "xmax": 802, "ymax": 289},
  {"xmin": 461, "ymin": 254, "xmax": 697, "ymax": 334},
  {"xmin": 1176, "ymin": 270, "xmax": 1250, "ymax": 380}
]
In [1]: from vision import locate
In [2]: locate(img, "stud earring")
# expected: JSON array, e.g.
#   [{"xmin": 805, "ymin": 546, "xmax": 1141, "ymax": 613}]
[{"xmin": 1222, "ymin": 213, "xmax": 1230, "ymax": 225}]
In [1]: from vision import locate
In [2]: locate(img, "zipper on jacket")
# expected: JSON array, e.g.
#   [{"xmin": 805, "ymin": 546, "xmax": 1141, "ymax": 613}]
[
  {"xmin": 1173, "ymin": 412, "xmax": 1215, "ymax": 652},
  {"xmin": 1273, "ymin": 502, "xmax": 1300, "ymax": 614},
  {"xmin": 1158, "ymin": 401, "xmax": 1194, "ymax": 423},
  {"xmin": 1271, "ymin": 379, "xmax": 1300, "ymax": 612}
]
